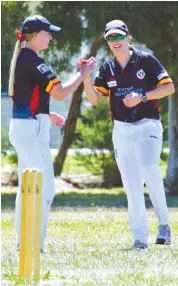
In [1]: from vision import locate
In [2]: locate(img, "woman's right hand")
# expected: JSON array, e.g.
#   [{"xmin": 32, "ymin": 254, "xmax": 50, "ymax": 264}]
[{"xmin": 77, "ymin": 57, "xmax": 96, "ymax": 78}]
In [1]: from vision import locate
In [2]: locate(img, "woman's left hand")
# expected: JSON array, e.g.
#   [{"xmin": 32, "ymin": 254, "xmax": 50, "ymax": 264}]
[
  {"xmin": 49, "ymin": 112, "xmax": 65, "ymax": 127},
  {"xmin": 123, "ymin": 92, "xmax": 142, "ymax": 107}
]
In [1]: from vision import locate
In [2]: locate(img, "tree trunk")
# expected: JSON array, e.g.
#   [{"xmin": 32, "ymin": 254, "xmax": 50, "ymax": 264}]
[
  {"xmin": 54, "ymin": 37, "xmax": 103, "ymax": 176},
  {"xmin": 165, "ymin": 80, "xmax": 178, "ymax": 195}
]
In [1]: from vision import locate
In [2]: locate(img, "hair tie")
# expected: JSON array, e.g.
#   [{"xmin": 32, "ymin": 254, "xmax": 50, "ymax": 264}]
[{"xmin": 16, "ymin": 29, "xmax": 25, "ymax": 42}]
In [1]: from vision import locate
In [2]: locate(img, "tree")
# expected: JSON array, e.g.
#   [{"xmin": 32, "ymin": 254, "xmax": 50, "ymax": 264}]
[
  {"xmin": 1, "ymin": 1, "xmax": 29, "ymax": 90},
  {"xmin": 53, "ymin": 37, "xmax": 103, "ymax": 175},
  {"xmin": 37, "ymin": 1, "xmax": 84, "ymax": 73},
  {"xmin": 38, "ymin": 2, "xmax": 93, "ymax": 176}
]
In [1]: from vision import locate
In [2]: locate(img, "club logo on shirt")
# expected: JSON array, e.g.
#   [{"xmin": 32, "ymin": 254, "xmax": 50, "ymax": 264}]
[
  {"xmin": 37, "ymin": 63, "xmax": 51, "ymax": 74},
  {"xmin": 136, "ymin": 69, "xmax": 145, "ymax": 80}
]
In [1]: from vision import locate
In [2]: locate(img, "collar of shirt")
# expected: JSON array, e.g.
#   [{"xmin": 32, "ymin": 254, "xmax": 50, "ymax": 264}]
[{"xmin": 113, "ymin": 48, "xmax": 138, "ymax": 70}]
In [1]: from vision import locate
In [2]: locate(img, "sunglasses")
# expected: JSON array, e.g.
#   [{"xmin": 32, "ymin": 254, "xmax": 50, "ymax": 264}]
[{"xmin": 106, "ymin": 34, "xmax": 126, "ymax": 42}]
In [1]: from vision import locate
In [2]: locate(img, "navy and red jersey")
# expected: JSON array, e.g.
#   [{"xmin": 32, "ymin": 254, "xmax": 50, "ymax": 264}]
[
  {"xmin": 11, "ymin": 48, "xmax": 60, "ymax": 118},
  {"xmin": 94, "ymin": 48, "xmax": 173, "ymax": 123}
]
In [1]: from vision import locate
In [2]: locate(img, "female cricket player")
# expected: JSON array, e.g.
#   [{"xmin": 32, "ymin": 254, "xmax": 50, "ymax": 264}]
[
  {"xmin": 8, "ymin": 15, "xmax": 96, "ymax": 252},
  {"xmin": 82, "ymin": 20, "xmax": 175, "ymax": 249}
]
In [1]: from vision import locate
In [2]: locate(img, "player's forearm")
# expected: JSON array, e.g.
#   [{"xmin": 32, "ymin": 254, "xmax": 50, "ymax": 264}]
[
  {"xmin": 146, "ymin": 83, "xmax": 175, "ymax": 100},
  {"xmin": 51, "ymin": 72, "xmax": 84, "ymax": 101},
  {"xmin": 83, "ymin": 76, "xmax": 101, "ymax": 105},
  {"xmin": 61, "ymin": 72, "xmax": 84, "ymax": 99}
]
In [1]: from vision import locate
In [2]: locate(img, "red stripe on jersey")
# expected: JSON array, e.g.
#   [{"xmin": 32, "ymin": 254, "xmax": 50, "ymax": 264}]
[
  {"xmin": 151, "ymin": 99, "xmax": 160, "ymax": 112},
  {"xmin": 106, "ymin": 77, "xmax": 116, "ymax": 81},
  {"xmin": 30, "ymin": 84, "xmax": 40, "ymax": 116},
  {"xmin": 10, "ymin": 96, "xmax": 14, "ymax": 103},
  {"xmin": 109, "ymin": 92, "xmax": 113, "ymax": 119}
]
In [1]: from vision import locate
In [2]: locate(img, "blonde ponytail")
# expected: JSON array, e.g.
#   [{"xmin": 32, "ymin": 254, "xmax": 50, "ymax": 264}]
[
  {"xmin": 128, "ymin": 35, "xmax": 135, "ymax": 49},
  {"xmin": 8, "ymin": 41, "xmax": 22, "ymax": 96},
  {"xmin": 8, "ymin": 33, "xmax": 36, "ymax": 96}
]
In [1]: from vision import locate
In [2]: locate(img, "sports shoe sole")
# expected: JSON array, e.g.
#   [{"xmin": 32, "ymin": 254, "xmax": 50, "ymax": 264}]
[{"xmin": 155, "ymin": 238, "xmax": 171, "ymax": 245}]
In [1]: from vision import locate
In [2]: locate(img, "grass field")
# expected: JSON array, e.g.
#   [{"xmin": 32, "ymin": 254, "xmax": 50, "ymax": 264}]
[{"xmin": 1, "ymin": 186, "xmax": 178, "ymax": 285}]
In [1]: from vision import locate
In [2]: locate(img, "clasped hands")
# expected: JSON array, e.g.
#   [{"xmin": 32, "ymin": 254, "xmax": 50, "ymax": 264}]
[
  {"xmin": 50, "ymin": 57, "xmax": 96, "ymax": 128},
  {"xmin": 77, "ymin": 57, "xmax": 96, "ymax": 78}
]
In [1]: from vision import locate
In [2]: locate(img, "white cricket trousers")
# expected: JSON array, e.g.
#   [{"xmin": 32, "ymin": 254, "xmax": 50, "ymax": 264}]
[
  {"xmin": 9, "ymin": 114, "xmax": 55, "ymax": 250},
  {"xmin": 112, "ymin": 119, "xmax": 169, "ymax": 244}
]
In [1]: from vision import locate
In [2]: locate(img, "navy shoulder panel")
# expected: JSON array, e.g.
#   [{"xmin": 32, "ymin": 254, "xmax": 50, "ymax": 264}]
[{"xmin": 135, "ymin": 50, "xmax": 157, "ymax": 68}]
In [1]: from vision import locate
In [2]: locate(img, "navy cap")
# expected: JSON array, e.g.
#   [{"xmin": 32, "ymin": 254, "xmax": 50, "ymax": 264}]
[
  {"xmin": 21, "ymin": 15, "xmax": 61, "ymax": 34},
  {"xmin": 104, "ymin": 20, "xmax": 129, "ymax": 39}
]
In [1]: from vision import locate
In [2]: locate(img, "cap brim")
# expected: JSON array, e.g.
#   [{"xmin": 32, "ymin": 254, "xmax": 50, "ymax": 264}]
[
  {"xmin": 104, "ymin": 29, "xmax": 127, "ymax": 39},
  {"xmin": 49, "ymin": 25, "xmax": 61, "ymax": 32}
]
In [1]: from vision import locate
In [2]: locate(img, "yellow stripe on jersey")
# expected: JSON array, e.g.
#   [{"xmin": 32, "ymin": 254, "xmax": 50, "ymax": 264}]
[
  {"xmin": 94, "ymin": 86, "xmax": 109, "ymax": 96},
  {"xmin": 156, "ymin": 78, "xmax": 173, "ymax": 87},
  {"xmin": 46, "ymin": 79, "xmax": 61, "ymax": 93}
]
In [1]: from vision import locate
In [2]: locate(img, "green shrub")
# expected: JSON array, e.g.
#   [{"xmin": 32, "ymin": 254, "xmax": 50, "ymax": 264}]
[
  {"xmin": 74, "ymin": 98, "xmax": 113, "ymax": 150},
  {"xmin": 1, "ymin": 129, "xmax": 18, "ymax": 164},
  {"xmin": 73, "ymin": 98, "xmax": 113, "ymax": 175},
  {"xmin": 161, "ymin": 150, "xmax": 168, "ymax": 162},
  {"xmin": 73, "ymin": 98, "xmax": 123, "ymax": 186},
  {"xmin": 1, "ymin": 129, "xmax": 12, "ymax": 155},
  {"xmin": 74, "ymin": 152, "xmax": 123, "ymax": 187}
]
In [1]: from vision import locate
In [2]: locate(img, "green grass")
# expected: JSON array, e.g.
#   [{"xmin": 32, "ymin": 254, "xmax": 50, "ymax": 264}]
[{"xmin": 1, "ymin": 187, "xmax": 178, "ymax": 285}]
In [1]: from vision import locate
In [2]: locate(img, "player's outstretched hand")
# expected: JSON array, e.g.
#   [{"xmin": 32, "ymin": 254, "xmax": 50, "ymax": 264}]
[{"xmin": 77, "ymin": 57, "xmax": 96, "ymax": 78}]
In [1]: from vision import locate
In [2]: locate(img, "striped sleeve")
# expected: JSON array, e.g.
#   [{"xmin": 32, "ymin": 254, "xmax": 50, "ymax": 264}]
[
  {"xmin": 46, "ymin": 79, "xmax": 61, "ymax": 93},
  {"xmin": 33, "ymin": 59, "xmax": 61, "ymax": 94},
  {"xmin": 147, "ymin": 54, "xmax": 173, "ymax": 87}
]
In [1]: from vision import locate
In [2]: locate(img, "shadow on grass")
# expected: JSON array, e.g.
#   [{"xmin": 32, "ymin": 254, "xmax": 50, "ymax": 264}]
[{"xmin": 1, "ymin": 192, "xmax": 178, "ymax": 211}]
